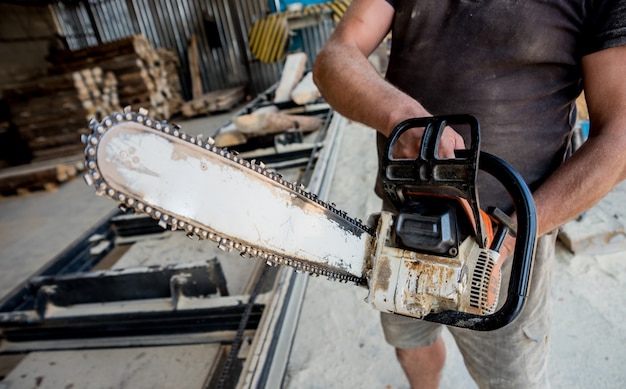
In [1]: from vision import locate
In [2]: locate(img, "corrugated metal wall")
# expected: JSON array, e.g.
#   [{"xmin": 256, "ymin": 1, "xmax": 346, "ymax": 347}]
[{"xmin": 51, "ymin": 0, "xmax": 334, "ymax": 100}]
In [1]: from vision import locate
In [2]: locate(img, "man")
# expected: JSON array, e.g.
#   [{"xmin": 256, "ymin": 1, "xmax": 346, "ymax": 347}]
[{"xmin": 312, "ymin": 0, "xmax": 626, "ymax": 388}]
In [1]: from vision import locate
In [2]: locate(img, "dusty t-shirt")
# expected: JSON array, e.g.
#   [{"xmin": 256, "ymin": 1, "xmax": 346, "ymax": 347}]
[{"xmin": 377, "ymin": 0, "xmax": 626, "ymax": 212}]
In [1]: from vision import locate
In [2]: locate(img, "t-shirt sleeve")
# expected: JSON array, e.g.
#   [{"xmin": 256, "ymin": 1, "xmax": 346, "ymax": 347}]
[{"xmin": 582, "ymin": 0, "xmax": 626, "ymax": 55}]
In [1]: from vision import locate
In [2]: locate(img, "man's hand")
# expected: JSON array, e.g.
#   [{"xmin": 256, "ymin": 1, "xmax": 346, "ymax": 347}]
[
  {"xmin": 498, "ymin": 233, "xmax": 516, "ymax": 261},
  {"xmin": 391, "ymin": 125, "xmax": 466, "ymax": 159}
]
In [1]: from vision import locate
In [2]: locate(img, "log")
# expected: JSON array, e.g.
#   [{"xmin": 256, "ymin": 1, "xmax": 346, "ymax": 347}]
[
  {"xmin": 215, "ymin": 106, "xmax": 323, "ymax": 147},
  {"xmin": 232, "ymin": 109, "xmax": 323, "ymax": 135},
  {"xmin": 273, "ymin": 52, "xmax": 308, "ymax": 103},
  {"xmin": 290, "ymin": 72, "xmax": 320, "ymax": 105}
]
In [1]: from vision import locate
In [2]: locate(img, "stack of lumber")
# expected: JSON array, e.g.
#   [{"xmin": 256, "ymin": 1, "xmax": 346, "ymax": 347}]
[
  {"xmin": 157, "ymin": 48, "xmax": 184, "ymax": 117},
  {"xmin": 48, "ymin": 35, "xmax": 182, "ymax": 120},
  {"xmin": 3, "ymin": 67, "xmax": 120, "ymax": 161}
]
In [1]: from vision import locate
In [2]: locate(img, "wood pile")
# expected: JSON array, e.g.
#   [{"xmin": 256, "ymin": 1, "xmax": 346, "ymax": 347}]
[
  {"xmin": 3, "ymin": 67, "xmax": 120, "ymax": 162},
  {"xmin": 157, "ymin": 48, "xmax": 184, "ymax": 118},
  {"xmin": 48, "ymin": 35, "xmax": 182, "ymax": 120}
]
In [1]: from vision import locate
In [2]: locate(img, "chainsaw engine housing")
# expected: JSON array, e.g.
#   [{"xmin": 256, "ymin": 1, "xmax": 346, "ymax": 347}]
[{"xmin": 367, "ymin": 211, "xmax": 501, "ymax": 319}]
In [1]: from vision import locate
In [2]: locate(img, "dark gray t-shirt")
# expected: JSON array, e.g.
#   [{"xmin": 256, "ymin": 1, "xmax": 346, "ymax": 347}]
[{"xmin": 377, "ymin": 0, "xmax": 626, "ymax": 212}]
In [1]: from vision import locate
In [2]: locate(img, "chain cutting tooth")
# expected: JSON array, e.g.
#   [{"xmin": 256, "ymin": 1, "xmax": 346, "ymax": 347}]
[{"xmin": 83, "ymin": 173, "xmax": 94, "ymax": 186}]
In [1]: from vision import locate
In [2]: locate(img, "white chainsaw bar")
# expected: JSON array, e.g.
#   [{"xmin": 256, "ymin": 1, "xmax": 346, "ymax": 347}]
[{"xmin": 82, "ymin": 109, "xmax": 373, "ymax": 283}]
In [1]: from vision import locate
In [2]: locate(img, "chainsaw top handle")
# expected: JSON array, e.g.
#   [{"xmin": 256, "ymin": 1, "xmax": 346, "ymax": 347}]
[
  {"xmin": 382, "ymin": 115, "xmax": 537, "ymax": 331},
  {"xmin": 382, "ymin": 115, "xmax": 486, "ymax": 247}
]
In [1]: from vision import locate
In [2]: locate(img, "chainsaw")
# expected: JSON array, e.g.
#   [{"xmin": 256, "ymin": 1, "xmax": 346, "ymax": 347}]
[{"xmin": 81, "ymin": 108, "xmax": 536, "ymax": 331}]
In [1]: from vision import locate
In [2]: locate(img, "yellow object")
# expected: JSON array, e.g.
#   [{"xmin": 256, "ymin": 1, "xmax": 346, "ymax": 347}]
[{"xmin": 248, "ymin": 0, "xmax": 352, "ymax": 63}]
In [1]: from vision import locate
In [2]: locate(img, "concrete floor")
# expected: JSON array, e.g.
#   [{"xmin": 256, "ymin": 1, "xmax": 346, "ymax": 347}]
[{"xmin": 283, "ymin": 122, "xmax": 626, "ymax": 389}]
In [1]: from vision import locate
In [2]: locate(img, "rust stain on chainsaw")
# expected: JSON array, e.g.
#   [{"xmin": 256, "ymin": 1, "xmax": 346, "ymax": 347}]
[{"xmin": 372, "ymin": 255, "xmax": 391, "ymax": 293}]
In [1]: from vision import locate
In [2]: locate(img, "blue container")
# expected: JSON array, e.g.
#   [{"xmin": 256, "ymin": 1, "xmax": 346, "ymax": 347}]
[{"xmin": 271, "ymin": 0, "xmax": 330, "ymax": 12}]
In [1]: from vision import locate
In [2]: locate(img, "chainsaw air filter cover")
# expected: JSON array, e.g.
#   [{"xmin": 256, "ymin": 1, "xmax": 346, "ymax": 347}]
[{"xmin": 395, "ymin": 200, "xmax": 461, "ymax": 257}]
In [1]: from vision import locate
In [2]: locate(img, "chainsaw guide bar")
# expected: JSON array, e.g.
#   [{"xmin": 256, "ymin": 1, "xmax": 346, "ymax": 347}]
[{"xmin": 82, "ymin": 107, "xmax": 374, "ymax": 285}]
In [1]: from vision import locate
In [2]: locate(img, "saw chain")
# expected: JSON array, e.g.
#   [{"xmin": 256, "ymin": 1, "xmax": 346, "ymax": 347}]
[{"xmin": 82, "ymin": 107, "xmax": 373, "ymax": 285}]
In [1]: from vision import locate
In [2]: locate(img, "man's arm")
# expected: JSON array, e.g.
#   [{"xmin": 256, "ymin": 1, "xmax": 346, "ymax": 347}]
[
  {"xmin": 498, "ymin": 45, "xmax": 626, "ymax": 258},
  {"xmin": 313, "ymin": 0, "xmax": 464, "ymax": 158},
  {"xmin": 532, "ymin": 45, "xmax": 626, "ymax": 237}
]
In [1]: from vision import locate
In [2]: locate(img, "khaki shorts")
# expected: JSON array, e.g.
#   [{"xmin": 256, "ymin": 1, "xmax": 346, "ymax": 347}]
[{"xmin": 380, "ymin": 232, "xmax": 557, "ymax": 389}]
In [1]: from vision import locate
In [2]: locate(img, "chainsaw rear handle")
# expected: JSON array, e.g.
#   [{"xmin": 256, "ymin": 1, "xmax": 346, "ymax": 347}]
[{"xmin": 383, "ymin": 115, "xmax": 537, "ymax": 331}]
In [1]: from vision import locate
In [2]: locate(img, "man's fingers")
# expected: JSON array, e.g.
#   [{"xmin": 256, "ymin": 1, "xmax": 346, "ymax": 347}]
[
  {"xmin": 437, "ymin": 127, "xmax": 466, "ymax": 158},
  {"xmin": 392, "ymin": 126, "xmax": 465, "ymax": 159}
]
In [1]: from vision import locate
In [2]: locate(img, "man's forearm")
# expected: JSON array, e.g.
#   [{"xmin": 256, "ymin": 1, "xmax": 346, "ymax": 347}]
[
  {"xmin": 532, "ymin": 131, "xmax": 626, "ymax": 237},
  {"xmin": 313, "ymin": 42, "xmax": 430, "ymax": 137}
]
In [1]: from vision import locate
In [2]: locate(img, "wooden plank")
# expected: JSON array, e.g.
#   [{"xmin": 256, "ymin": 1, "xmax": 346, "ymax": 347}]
[
  {"xmin": 188, "ymin": 34, "xmax": 203, "ymax": 100},
  {"xmin": 27, "ymin": 132, "xmax": 85, "ymax": 149},
  {"xmin": 0, "ymin": 154, "xmax": 83, "ymax": 195},
  {"xmin": 181, "ymin": 86, "xmax": 245, "ymax": 118},
  {"xmin": 3, "ymin": 72, "xmax": 81, "ymax": 98},
  {"xmin": 290, "ymin": 71, "xmax": 320, "ymax": 105},
  {"xmin": 31, "ymin": 144, "xmax": 86, "ymax": 161},
  {"xmin": 273, "ymin": 52, "xmax": 308, "ymax": 103},
  {"xmin": 48, "ymin": 35, "xmax": 152, "ymax": 68}
]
